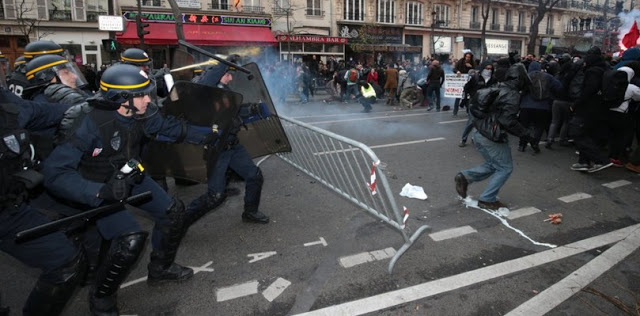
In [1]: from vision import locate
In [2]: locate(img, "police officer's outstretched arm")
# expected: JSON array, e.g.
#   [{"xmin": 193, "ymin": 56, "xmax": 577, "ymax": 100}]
[
  {"xmin": 42, "ymin": 116, "xmax": 106, "ymax": 207},
  {"xmin": 143, "ymin": 111, "xmax": 214, "ymax": 145}
]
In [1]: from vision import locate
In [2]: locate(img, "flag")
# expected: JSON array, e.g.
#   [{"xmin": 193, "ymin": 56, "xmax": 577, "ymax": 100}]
[
  {"xmin": 622, "ymin": 20, "xmax": 640, "ymax": 50},
  {"xmin": 545, "ymin": 38, "xmax": 553, "ymax": 54}
]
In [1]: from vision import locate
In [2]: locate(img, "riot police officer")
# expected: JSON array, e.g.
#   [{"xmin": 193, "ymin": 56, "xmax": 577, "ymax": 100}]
[
  {"xmin": 8, "ymin": 40, "xmax": 65, "ymax": 99},
  {"xmin": 43, "ymin": 64, "xmax": 216, "ymax": 313},
  {"xmin": 188, "ymin": 62, "xmax": 270, "ymax": 224},
  {"xmin": 0, "ymin": 84, "xmax": 86, "ymax": 315}
]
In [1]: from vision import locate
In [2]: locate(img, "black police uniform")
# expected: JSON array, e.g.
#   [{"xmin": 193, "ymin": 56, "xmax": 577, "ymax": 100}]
[
  {"xmin": 0, "ymin": 88, "xmax": 86, "ymax": 315},
  {"xmin": 187, "ymin": 63, "xmax": 269, "ymax": 224},
  {"xmin": 7, "ymin": 65, "xmax": 30, "ymax": 99}
]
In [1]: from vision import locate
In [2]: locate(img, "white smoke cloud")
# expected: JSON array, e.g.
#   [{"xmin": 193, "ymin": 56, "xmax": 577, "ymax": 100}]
[{"xmin": 618, "ymin": 9, "xmax": 640, "ymax": 48}]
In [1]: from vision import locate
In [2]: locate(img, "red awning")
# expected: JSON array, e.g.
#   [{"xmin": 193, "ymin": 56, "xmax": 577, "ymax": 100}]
[{"xmin": 116, "ymin": 21, "xmax": 277, "ymax": 46}]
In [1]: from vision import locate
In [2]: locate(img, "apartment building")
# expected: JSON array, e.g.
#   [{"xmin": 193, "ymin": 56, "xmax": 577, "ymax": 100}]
[{"xmin": 0, "ymin": 0, "xmax": 635, "ymax": 68}]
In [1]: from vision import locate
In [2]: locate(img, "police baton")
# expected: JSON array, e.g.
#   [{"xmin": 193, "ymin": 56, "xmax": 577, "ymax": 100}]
[
  {"xmin": 14, "ymin": 192, "xmax": 152, "ymax": 243},
  {"xmin": 178, "ymin": 40, "xmax": 254, "ymax": 80}
]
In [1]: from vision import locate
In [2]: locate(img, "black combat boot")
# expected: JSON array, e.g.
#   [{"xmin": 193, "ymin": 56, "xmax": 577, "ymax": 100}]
[{"xmin": 147, "ymin": 251, "xmax": 193, "ymax": 286}]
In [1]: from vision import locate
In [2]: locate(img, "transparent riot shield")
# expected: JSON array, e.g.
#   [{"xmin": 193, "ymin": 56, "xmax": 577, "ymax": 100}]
[
  {"xmin": 227, "ymin": 62, "xmax": 291, "ymax": 158},
  {"xmin": 143, "ymin": 81, "xmax": 243, "ymax": 183}
]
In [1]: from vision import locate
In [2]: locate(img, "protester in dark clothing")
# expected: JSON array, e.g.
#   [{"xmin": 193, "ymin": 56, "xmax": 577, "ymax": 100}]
[
  {"xmin": 569, "ymin": 47, "xmax": 613, "ymax": 173},
  {"xmin": 605, "ymin": 67, "xmax": 640, "ymax": 166},
  {"xmin": 614, "ymin": 47, "xmax": 640, "ymax": 70},
  {"xmin": 546, "ymin": 56, "xmax": 577, "ymax": 148},
  {"xmin": 426, "ymin": 60, "xmax": 445, "ymax": 111},
  {"xmin": 518, "ymin": 61, "xmax": 562, "ymax": 153},
  {"xmin": 454, "ymin": 63, "xmax": 533, "ymax": 211},
  {"xmin": 493, "ymin": 58, "xmax": 511, "ymax": 82},
  {"xmin": 453, "ymin": 52, "xmax": 477, "ymax": 115},
  {"xmin": 459, "ymin": 61, "xmax": 497, "ymax": 147}
]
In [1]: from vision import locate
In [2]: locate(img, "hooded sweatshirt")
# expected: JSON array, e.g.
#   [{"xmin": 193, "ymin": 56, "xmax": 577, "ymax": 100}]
[
  {"xmin": 614, "ymin": 47, "xmax": 640, "ymax": 70},
  {"xmin": 520, "ymin": 61, "xmax": 562, "ymax": 111},
  {"xmin": 611, "ymin": 66, "xmax": 640, "ymax": 113}
]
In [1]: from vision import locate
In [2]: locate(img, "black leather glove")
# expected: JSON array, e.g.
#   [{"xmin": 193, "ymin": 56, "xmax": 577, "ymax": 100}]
[{"xmin": 98, "ymin": 172, "xmax": 134, "ymax": 202}]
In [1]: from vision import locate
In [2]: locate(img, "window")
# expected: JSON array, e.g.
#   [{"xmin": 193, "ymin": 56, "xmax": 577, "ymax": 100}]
[
  {"xmin": 433, "ymin": 4, "xmax": 449, "ymax": 27},
  {"xmin": 212, "ymin": 0, "xmax": 229, "ymax": 10},
  {"xmin": 546, "ymin": 14, "xmax": 554, "ymax": 34},
  {"xmin": 471, "ymin": 6, "xmax": 478, "ymax": 23},
  {"xmin": 0, "ymin": 0, "xmax": 5, "ymax": 19},
  {"xmin": 518, "ymin": 12, "xmax": 524, "ymax": 27},
  {"xmin": 406, "ymin": 1, "xmax": 422, "ymax": 25},
  {"xmin": 491, "ymin": 8, "xmax": 498, "ymax": 24},
  {"xmin": 377, "ymin": 0, "xmax": 395, "ymax": 23},
  {"xmin": 505, "ymin": 10, "xmax": 512, "ymax": 26},
  {"xmin": 344, "ymin": 0, "xmax": 364, "ymax": 21},
  {"xmin": 142, "ymin": 0, "xmax": 161, "ymax": 6},
  {"xmin": 274, "ymin": 0, "xmax": 289, "ymax": 13},
  {"xmin": 86, "ymin": 0, "xmax": 106, "ymax": 21},
  {"xmin": 48, "ymin": 0, "xmax": 72, "ymax": 21},
  {"xmin": 306, "ymin": 0, "xmax": 321, "ymax": 15}
]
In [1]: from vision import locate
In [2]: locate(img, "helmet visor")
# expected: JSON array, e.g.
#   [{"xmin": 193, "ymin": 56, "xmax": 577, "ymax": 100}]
[{"xmin": 51, "ymin": 61, "xmax": 88, "ymax": 89}]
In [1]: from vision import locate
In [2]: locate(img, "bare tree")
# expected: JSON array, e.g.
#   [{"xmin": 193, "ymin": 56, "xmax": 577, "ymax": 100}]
[
  {"xmin": 165, "ymin": 0, "xmax": 185, "ymax": 41},
  {"xmin": 13, "ymin": 0, "xmax": 53, "ymax": 42},
  {"xmin": 479, "ymin": 0, "xmax": 491, "ymax": 60},
  {"xmin": 527, "ymin": 0, "xmax": 561, "ymax": 55},
  {"xmin": 271, "ymin": 2, "xmax": 303, "ymax": 63}
]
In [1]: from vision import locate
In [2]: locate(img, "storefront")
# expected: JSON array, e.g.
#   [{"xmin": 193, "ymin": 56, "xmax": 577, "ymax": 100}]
[
  {"xmin": 276, "ymin": 35, "xmax": 347, "ymax": 63},
  {"xmin": 38, "ymin": 30, "xmax": 110, "ymax": 68},
  {"xmin": 116, "ymin": 11, "xmax": 277, "ymax": 67},
  {"xmin": 338, "ymin": 24, "xmax": 418, "ymax": 65}
]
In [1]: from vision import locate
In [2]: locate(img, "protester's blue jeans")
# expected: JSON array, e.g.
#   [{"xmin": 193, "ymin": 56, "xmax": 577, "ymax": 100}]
[{"xmin": 460, "ymin": 130, "xmax": 513, "ymax": 202}]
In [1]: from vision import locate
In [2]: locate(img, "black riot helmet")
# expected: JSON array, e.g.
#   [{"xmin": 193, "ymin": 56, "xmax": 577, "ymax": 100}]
[
  {"xmin": 14, "ymin": 56, "xmax": 27, "ymax": 69},
  {"xmin": 25, "ymin": 54, "xmax": 88, "ymax": 89},
  {"xmin": 24, "ymin": 40, "xmax": 65, "ymax": 60},
  {"xmin": 98, "ymin": 64, "xmax": 157, "ymax": 117},
  {"xmin": 120, "ymin": 48, "xmax": 152, "ymax": 69}
]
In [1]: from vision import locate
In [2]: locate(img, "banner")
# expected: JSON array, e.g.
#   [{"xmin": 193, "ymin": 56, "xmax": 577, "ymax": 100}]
[
  {"xmin": 444, "ymin": 74, "xmax": 469, "ymax": 98},
  {"xmin": 485, "ymin": 38, "xmax": 509, "ymax": 55}
]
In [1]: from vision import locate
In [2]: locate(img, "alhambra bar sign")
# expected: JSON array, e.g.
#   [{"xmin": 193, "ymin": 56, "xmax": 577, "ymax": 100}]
[{"xmin": 277, "ymin": 35, "xmax": 348, "ymax": 44}]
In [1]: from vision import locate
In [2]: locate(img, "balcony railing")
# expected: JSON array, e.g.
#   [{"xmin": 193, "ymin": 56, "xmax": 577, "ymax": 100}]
[
  {"xmin": 495, "ymin": 0, "xmax": 617, "ymax": 13},
  {"xmin": 377, "ymin": 15, "xmax": 395, "ymax": 23},
  {"xmin": 212, "ymin": 3, "xmax": 231, "ymax": 10},
  {"xmin": 243, "ymin": 5, "xmax": 264, "ymax": 13},
  {"xmin": 504, "ymin": 24, "xmax": 513, "ymax": 31},
  {"xmin": 49, "ymin": 9, "xmax": 72, "ymax": 21},
  {"xmin": 406, "ymin": 18, "xmax": 423, "ymax": 25},
  {"xmin": 470, "ymin": 21, "xmax": 480, "ymax": 29},
  {"xmin": 490, "ymin": 23, "xmax": 500, "ymax": 30},
  {"xmin": 273, "ymin": 6, "xmax": 288, "ymax": 14},
  {"xmin": 517, "ymin": 25, "xmax": 526, "ymax": 32},
  {"xmin": 305, "ymin": 8, "xmax": 323, "ymax": 16}
]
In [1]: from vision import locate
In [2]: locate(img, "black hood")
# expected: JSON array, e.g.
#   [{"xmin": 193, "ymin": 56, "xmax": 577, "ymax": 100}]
[{"xmin": 504, "ymin": 63, "xmax": 531, "ymax": 91}]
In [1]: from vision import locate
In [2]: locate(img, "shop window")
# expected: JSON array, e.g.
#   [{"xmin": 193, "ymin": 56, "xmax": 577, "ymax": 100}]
[
  {"xmin": 376, "ymin": 0, "xmax": 395, "ymax": 24},
  {"xmin": 304, "ymin": 43, "xmax": 323, "ymax": 52},
  {"xmin": 325, "ymin": 44, "xmax": 344, "ymax": 53},
  {"xmin": 405, "ymin": 2, "xmax": 422, "ymax": 25},
  {"xmin": 17, "ymin": 37, "xmax": 28, "ymax": 48},
  {"xmin": 405, "ymin": 34, "xmax": 422, "ymax": 46},
  {"xmin": 344, "ymin": 0, "xmax": 364, "ymax": 21},
  {"xmin": 433, "ymin": 4, "xmax": 449, "ymax": 27}
]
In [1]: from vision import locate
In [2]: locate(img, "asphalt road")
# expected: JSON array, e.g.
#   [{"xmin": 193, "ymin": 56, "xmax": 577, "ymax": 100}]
[{"xmin": 2, "ymin": 96, "xmax": 639, "ymax": 315}]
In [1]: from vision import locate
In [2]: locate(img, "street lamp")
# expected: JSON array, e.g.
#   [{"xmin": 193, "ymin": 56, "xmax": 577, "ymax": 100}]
[{"xmin": 431, "ymin": 11, "xmax": 437, "ymax": 56}]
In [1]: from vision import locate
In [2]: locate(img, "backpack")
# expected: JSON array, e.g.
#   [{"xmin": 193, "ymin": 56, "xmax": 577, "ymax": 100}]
[
  {"xmin": 601, "ymin": 70, "xmax": 629, "ymax": 108},
  {"xmin": 348, "ymin": 69, "xmax": 358, "ymax": 82},
  {"xmin": 529, "ymin": 71, "xmax": 551, "ymax": 101},
  {"xmin": 469, "ymin": 87, "xmax": 507, "ymax": 142}
]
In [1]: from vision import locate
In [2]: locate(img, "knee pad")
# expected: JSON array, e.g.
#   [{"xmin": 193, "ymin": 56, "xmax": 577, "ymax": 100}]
[
  {"xmin": 166, "ymin": 198, "xmax": 187, "ymax": 228},
  {"xmin": 108, "ymin": 231, "xmax": 148, "ymax": 264},
  {"xmin": 94, "ymin": 231, "xmax": 147, "ymax": 298}
]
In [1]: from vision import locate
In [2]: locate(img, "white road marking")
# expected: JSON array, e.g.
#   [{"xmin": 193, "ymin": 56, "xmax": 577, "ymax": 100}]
[
  {"xmin": 339, "ymin": 248, "xmax": 397, "ymax": 268},
  {"xmin": 216, "ymin": 280, "xmax": 259, "ymax": 302},
  {"xmin": 120, "ymin": 261, "xmax": 215, "ymax": 289},
  {"xmin": 304, "ymin": 237, "xmax": 328, "ymax": 247},
  {"xmin": 438, "ymin": 119, "xmax": 468, "ymax": 124},
  {"xmin": 558, "ymin": 192, "xmax": 592, "ymax": 203},
  {"xmin": 309, "ymin": 112, "xmax": 432, "ymax": 125},
  {"xmin": 507, "ymin": 207, "xmax": 542, "ymax": 220},
  {"xmin": 247, "ymin": 251, "xmax": 277, "ymax": 263},
  {"xmin": 429, "ymin": 226, "xmax": 477, "ymax": 241},
  {"xmin": 262, "ymin": 278, "xmax": 292, "ymax": 302},
  {"xmin": 313, "ymin": 138, "xmax": 445, "ymax": 156},
  {"xmin": 602, "ymin": 179, "xmax": 632, "ymax": 189},
  {"xmin": 506, "ymin": 226, "xmax": 640, "ymax": 316},
  {"xmin": 297, "ymin": 224, "xmax": 640, "ymax": 316}
]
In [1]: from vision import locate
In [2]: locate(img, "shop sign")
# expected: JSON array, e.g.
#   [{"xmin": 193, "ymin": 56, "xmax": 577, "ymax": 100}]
[
  {"xmin": 176, "ymin": 0, "xmax": 200, "ymax": 8},
  {"xmin": 338, "ymin": 24, "xmax": 403, "ymax": 44},
  {"xmin": 98, "ymin": 15, "xmax": 125, "ymax": 31},
  {"xmin": 444, "ymin": 74, "xmax": 469, "ymax": 98},
  {"xmin": 277, "ymin": 35, "xmax": 347, "ymax": 44},
  {"xmin": 485, "ymin": 38, "xmax": 509, "ymax": 55},
  {"xmin": 123, "ymin": 11, "xmax": 271, "ymax": 27},
  {"xmin": 434, "ymin": 36, "xmax": 452, "ymax": 54}
]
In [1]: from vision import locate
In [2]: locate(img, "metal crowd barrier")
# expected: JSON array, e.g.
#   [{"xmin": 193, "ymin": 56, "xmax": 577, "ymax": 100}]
[{"xmin": 276, "ymin": 115, "xmax": 431, "ymax": 273}]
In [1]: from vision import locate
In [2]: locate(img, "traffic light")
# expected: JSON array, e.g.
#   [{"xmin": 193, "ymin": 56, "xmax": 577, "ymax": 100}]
[
  {"xmin": 102, "ymin": 39, "xmax": 120, "ymax": 52},
  {"xmin": 136, "ymin": 15, "xmax": 150, "ymax": 39}
]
